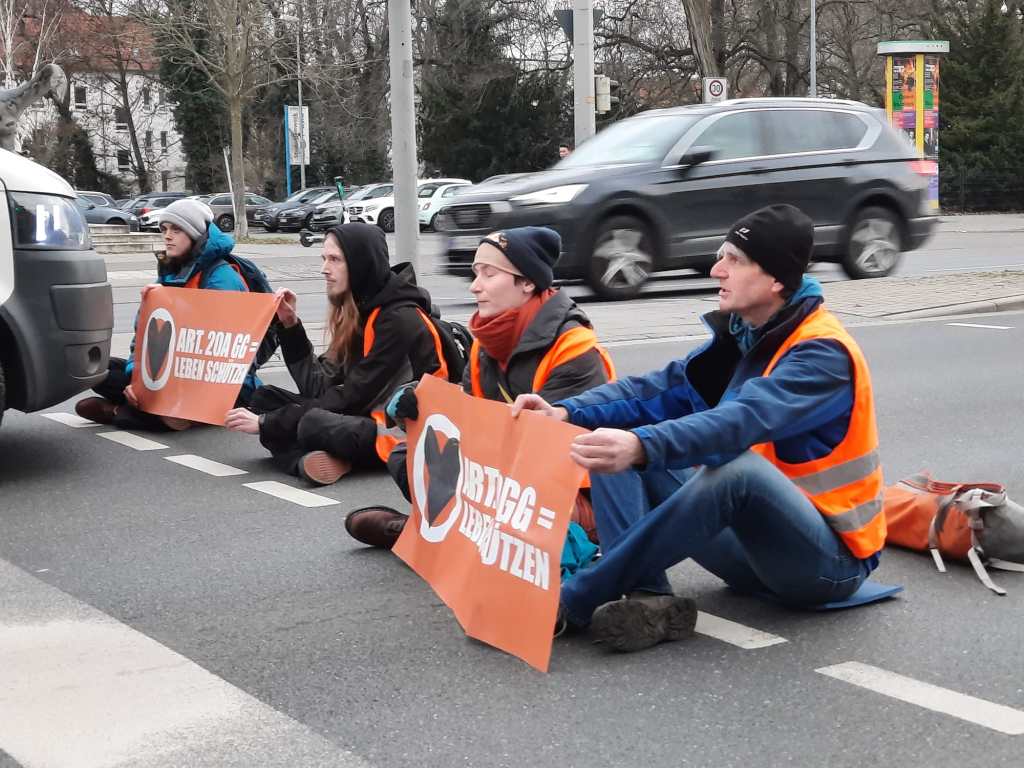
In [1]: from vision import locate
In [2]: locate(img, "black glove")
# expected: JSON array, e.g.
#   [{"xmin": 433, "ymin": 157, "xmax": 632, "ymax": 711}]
[{"xmin": 385, "ymin": 383, "xmax": 418, "ymax": 429}]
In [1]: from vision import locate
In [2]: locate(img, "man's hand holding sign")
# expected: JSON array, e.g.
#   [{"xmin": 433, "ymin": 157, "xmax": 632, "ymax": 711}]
[
  {"xmin": 394, "ymin": 376, "xmax": 588, "ymax": 672},
  {"xmin": 131, "ymin": 286, "xmax": 280, "ymax": 425},
  {"xmin": 511, "ymin": 394, "xmax": 647, "ymax": 473}
]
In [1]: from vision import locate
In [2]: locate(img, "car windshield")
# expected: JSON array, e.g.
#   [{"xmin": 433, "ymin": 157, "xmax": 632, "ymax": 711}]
[
  {"xmin": 310, "ymin": 191, "xmax": 337, "ymax": 205},
  {"xmin": 556, "ymin": 114, "xmax": 700, "ymax": 168},
  {"xmin": 346, "ymin": 186, "xmax": 376, "ymax": 202}
]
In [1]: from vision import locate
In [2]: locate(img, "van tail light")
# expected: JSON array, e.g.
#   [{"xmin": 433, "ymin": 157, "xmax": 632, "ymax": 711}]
[
  {"xmin": 908, "ymin": 160, "xmax": 937, "ymax": 176},
  {"xmin": 140, "ymin": 207, "xmax": 151, "ymax": 215}
]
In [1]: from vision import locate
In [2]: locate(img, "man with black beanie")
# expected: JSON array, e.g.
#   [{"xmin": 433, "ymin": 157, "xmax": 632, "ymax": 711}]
[{"xmin": 514, "ymin": 204, "xmax": 886, "ymax": 653}]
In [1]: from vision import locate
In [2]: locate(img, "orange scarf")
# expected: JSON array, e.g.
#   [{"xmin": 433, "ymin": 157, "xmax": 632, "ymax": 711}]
[{"xmin": 469, "ymin": 289, "xmax": 556, "ymax": 370}]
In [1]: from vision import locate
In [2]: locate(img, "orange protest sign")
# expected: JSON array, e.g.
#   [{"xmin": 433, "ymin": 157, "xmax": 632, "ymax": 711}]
[
  {"xmin": 392, "ymin": 376, "xmax": 588, "ymax": 672},
  {"xmin": 131, "ymin": 286, "xmax": 279, "ymax": 425}
]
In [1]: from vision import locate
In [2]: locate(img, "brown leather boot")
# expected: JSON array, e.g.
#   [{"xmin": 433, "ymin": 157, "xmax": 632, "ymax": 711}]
[
  {"xmin": 590, "ymin": 593, "xmax": 698, "ymax": 653},
  {"xmin": 298, "ymin": 450, "xmax": 352, "ymax": 486},
  {"xmin": 75, "ymin": 397, "xmax": 118, "ymax": 425},
  {"xmin": 345, "ymin": 506, "xmax": 408, "ymax": 549}
]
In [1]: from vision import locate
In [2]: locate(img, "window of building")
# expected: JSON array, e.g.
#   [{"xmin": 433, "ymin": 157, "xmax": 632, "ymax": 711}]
[
  {"xmin": 145, "ymin": 131, "xmax": 152, "ymax": 149},
  {"xmin": 74, "ymin": 85, "xmax": 87, "ymax": 110},
  {"xmin": 117, "ymin": 150, "xmax": 131, "ymax": 170},
  {"xmin": 160, "ymin": 131, "xmax": 168, "ymax": 152},
  {"xmin": 161, "ymin": 171, "xmax": 170, "ymax": 192},
  {"xmin": 142, "ymin": 87, "xmax": 151, "ymax": 107},
  {"xmin": 114, "ymin": 108, "xmax": 129, "ymax": 132}
]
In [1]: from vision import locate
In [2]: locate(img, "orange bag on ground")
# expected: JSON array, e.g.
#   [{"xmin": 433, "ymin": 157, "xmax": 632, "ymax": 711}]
[{"xmin": 884, "ymin": 472, "xmax": 1024, "ymax": 595}]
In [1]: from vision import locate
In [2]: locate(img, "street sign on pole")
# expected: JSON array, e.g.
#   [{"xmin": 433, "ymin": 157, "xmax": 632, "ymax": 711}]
[
  {"xmin": 285, "ymin": 105, "xmax": 310, "ymax": 166},
  {"xmin": 703, "ymin": 77, "xmax": 728, "ymax": 103}
]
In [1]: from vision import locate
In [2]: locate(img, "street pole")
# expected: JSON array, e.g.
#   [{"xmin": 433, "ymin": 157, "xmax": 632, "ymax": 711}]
[
  {"xmin": 572, "ymin": 0, "xmax": 595, "ymax": 147},
  {"xmin": 296, "ymin": 23, "xmax": 306, "ymax": 191},
  {"xmin": 809, "ymin": 0, "xmax": 817, "ymax": 97},
  {"xmin": 387, "ymin": 0, "xmax": 419, "ymax": 270}
]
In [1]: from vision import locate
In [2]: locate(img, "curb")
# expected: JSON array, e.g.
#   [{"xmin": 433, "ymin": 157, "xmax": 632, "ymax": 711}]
[{"xmin": 882, "ymin": 294, "xmax": 1024, "ymax": 320}]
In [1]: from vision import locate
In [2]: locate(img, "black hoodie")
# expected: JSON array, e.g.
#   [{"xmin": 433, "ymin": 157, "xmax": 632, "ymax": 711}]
[{"xmin": 270, "ymin": 223, "xmax": 445, "ymax": 419}]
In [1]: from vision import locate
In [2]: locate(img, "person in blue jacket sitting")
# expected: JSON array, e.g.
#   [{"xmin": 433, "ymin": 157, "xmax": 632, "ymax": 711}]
[
  {"xmin": 514, "ymin": 205, "xmax": 885, "ymax": 653},
  {"xmin": 74, "ymin": 198, "xmax": 257, "ymax": 430}
]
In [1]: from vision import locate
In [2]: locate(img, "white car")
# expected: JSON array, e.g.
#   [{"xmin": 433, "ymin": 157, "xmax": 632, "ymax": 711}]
[
  {"xmin": 347, "ymin": 178, "xmax": 470, "ymax": 232},
  {"xmin": 418, "ymin": 181, "xmax": 472, "ymax": 230},
  {"xmin": 139, "ymin": 208, "xmax": 164, "ymax": 231}
]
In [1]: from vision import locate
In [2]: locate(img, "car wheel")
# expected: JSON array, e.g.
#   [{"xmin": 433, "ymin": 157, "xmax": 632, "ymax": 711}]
[
  {"xmin": 299, "ymin": 230, "xmax": 316, "ymax": 248},
  {"xmin": 106, "ymin": 218, "xmax": 126, "ymax": 226},
  {"xmin": 264, "ymin": 223, "xmax": 278, "ymax": 232},
  {"xmin": 587, "ymin": 215, "xmax": 655, "ymax": 300},
  {"xmin": 842, "ymin": 206, "xmax": 903, "ymax": 279},
  {"xmin": 428, "ymin": 213, "xmax": 438, "ymax": 232},
  {"xmin": 379, "ymin": 208, "xmax": 395, "ymax": 233},
  {"xmin": 217, "ymin": 214, "xmax": 235, "ymax": 232}
]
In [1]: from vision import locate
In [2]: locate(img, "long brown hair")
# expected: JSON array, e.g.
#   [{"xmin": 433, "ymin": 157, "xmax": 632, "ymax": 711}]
[{"xmin": 323, "ymin": 233, "xmax": 360, "ymax": 365}]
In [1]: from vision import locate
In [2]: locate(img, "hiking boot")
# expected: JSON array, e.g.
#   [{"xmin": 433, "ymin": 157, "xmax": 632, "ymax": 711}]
[
  {"xmin": 160, "ymin": 416, "xmax": 193, "ymax": 431},
  {"xmin": 345, "ymin": 506, "xmax": 408, "ymax": 549},
  {"xmin": 590, "ymin": 593, "xmax": 698, "ymax": 653},
  {"xmin": 299, "ymin": 451, "xmax": 352, "ymax": 486},
  {"xmin": 75, "ymin": 397, "xmax": 118, "ymax": 425}
]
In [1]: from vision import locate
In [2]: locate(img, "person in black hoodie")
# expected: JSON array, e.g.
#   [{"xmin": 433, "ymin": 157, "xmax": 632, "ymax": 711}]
[{"xmin": 225, "ymin": 223, "xmax": 453, "ymax": 485}]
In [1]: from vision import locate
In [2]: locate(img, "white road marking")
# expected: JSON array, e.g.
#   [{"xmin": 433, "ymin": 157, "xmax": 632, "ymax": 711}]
[
  {"xmin": 97, "ymin": 431, "xmax": 168, "ymax": 451},
  {"xmin": 0, "ymin": 558, "xmax": 368, "ymax": 767},
  {"xmin": 41, "ymin": 412, "xmax": 101, "ymax": 428},
  {"xmin": 694, "ymin": 611, "xmax": 788, "ymax": 649},
  {"xmin": 243, "ymin": 480, "xmax": 339, "ymax": 507},
  {"xmin": 817, "ymin": 661, "xmax": 1024, "ymax": 735},
  {"xmin": 165, "ymin": 454, "xmax": 248, "ymax": 477},
  {"xmin": 947, "ymin": 322, "xmax": 1012, "ymax": 330}
]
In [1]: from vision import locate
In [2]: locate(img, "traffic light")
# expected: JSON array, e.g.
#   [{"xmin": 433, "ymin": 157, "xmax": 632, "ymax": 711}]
[{"xmin": 594, "ymin": 75, "xmax": 620, "ymax": 114}]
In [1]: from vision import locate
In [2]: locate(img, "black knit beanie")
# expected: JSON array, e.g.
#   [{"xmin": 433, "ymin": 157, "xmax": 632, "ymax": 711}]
[
  {"xmin": 724, "ymin": 204, "xmax": 813, "ymax": 291},
  {"xmin": 480, "ymin": 226, "xmax": 561, "ymax": 291}
]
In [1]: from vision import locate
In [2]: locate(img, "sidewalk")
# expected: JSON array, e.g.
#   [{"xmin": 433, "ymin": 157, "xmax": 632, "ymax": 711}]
[{"xmin": 107, "ymin": 269, "xmax": 1024, "ymax": 358}]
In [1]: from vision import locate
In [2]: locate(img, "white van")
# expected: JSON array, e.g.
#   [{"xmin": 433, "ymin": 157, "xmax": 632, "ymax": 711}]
[{"xmin": 0, "ymin": 149, "xmax": 113, "ymax": 426}]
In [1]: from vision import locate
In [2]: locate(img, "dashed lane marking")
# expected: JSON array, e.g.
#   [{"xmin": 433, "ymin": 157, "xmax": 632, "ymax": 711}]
[
  {"xmin": 695, "ymin": 611, "xmax": 788, "ymax": 649},
  {"xmin": 97, "ymin": 431, "xmax": 168, "ymax": 451},
  {"xmin": 817, "ymin": 661, "xmax": 1024, "ymax": 735},
  {"xmin": 0, "ymin": 558, "xmax": 369, "ymax": 767},
  {"xmin": 243, "ymin": 480, "xmax": 340, "ymax": 507},
  {"xmin": 41, "ymin": 412, "xmax": 101, "ymax": 428},
  {"xmin": 165, "ymin": 454, "xmax": 248, "ymax": 477},
  {"xmin": 947, "ymin": 322, "xmax": 1013, "ymax": 330}
]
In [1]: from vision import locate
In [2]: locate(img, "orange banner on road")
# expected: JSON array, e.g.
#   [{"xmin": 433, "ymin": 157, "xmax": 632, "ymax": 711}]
[
  {"xmin": 131, "ymin": 286, "xmax": 278, "ymax": 425},
  {"xmin": 393, "ymin": 376, "xmax": 587, "ymax": 672}
]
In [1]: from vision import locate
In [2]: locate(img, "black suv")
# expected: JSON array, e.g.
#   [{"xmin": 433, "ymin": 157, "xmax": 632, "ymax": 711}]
[{"xmin": 437, "ymin": 98, "xmax": 937, "ymax": 299}]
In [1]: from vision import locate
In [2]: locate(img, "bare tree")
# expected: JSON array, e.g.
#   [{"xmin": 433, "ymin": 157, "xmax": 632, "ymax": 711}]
[{"xmin": 139, "ymin": 0, "xmax": 294, "ymax": 236}]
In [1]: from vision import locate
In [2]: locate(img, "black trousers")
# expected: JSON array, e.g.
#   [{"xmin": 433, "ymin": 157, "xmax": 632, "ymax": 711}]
[
  {"xmin": 94, "ymin": 357, "xmax": 254, "ymax": 431},
  {"xmin": 251, "ymin": 385, "xmax": 380, "ymax": 476}
]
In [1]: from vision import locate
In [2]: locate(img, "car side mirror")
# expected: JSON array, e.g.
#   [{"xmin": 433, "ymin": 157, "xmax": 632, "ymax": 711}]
[
  {"xmin": 87, "ymin": 203, "xmax": 96, "ymax": 210},
  {"xmin": 678, "ymin": 146, "xmax": 717, "ymax": 168}
]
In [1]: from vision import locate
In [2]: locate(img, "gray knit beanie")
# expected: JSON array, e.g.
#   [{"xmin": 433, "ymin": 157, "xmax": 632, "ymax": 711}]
[{"xmin": 158, "ymin": 199, "xmax": 213, "ymax": 242}]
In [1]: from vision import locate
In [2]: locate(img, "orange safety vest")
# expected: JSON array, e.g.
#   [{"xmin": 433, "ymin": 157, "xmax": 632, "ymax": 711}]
[
  {"xmin": 365, "ymin": 306, "xmax": 448, "ymax": 462},
  {"xmin": 751, "ymin": 306, "xmax": 885, "ymax": 559},
  {"xmin": 469, "ymin": 325, "xmax": 615, "ymax": 400},
  {"xmin": 469, "ymin": 325, "xmax": 616, "ymax": 490}
]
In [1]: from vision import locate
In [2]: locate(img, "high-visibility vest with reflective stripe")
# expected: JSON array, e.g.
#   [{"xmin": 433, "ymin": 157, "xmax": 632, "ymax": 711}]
[
  {"xmin": 469, "ymin": 325, "xmax": 616, "ymax": 400},
  {"xmin": 364, "ymin": 306, "xmax": 449, "ymax": 462},
  {"xmin": 751, "ymin": 306, "xmax": 885, "ymax": 559},
  {"xmin": 469, "ymin": 325, "xmax": 616, "ymax": 490}
]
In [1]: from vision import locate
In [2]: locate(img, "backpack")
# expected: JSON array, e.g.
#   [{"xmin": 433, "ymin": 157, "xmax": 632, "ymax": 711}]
[
  {"xmin": 428, "ymin": 316, "xmax": 472, "ymax": 384},
  {"xmin": 190, "ymin": 254, "xmax": 281, "ymax": 369},
  {"xmin": 883, "ymin": 472, "xmax": 1024, "ymax": 595}
]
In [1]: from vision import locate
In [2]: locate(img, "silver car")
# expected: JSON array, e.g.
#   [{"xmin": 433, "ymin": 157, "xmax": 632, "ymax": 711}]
[{"xmin": 205, "ymin": 193, "xmax": 273, "ymax": 232}]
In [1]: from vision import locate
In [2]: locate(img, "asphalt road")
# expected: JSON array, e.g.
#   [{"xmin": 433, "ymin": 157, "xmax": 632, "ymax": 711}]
[
  {"xmin": 2, "ymin": 311, "xmax": 1022, "ymax": 767},
  {"xmin": 105, "ymin": 220, "xmax": 1024, "ymax": 335}
]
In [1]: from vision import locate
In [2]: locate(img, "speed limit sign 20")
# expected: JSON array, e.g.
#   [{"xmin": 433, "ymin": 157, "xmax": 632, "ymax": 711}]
[{"xmin": 703, "ymin": 77, "xmax": 728, "ymax": 103}]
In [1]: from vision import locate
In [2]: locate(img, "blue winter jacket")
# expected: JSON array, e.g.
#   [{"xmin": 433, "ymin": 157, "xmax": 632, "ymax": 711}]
[{"xmin": 127, "ymin": 223, "xmax": 260, "ymax": 395}]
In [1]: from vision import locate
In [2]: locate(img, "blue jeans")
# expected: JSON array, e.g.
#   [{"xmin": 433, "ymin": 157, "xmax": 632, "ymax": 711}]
[{"xmin": 560, "ymin": 452, "xmax": 870, "ymax": 624}]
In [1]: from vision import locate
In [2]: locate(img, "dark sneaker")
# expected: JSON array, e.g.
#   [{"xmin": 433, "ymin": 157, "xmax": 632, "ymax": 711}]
[
  {"xmin": 590, "ymin": 594, "xmax": 698, "ymax": 653},
  {"xmin": 345, "ymin": 506, "xmax": 408, "ymax": 549},
  {"xmin": 299, "ymin": 451, "xmax": 352, "ymax": 486},
  {"xmin": 74, "ymin": 397, "xmax": 118, "ymax": 425}
]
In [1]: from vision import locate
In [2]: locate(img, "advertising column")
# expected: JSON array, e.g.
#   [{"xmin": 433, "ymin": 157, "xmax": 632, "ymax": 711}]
[{"xmin": 878, "ymin": 41, "xmax": 948, "ymax": 213}]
